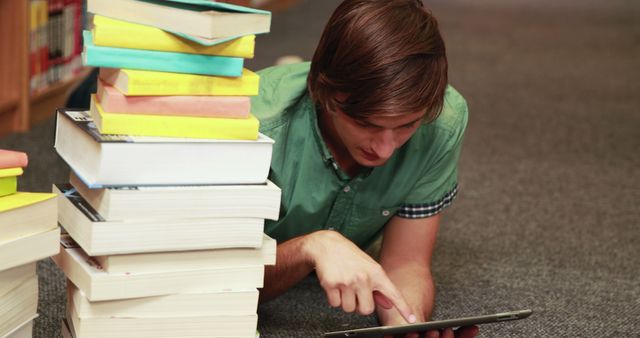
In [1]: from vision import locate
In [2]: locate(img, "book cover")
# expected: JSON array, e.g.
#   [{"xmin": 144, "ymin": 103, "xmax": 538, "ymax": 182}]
[
  {"xmin": 90, "ymin": 96, "xmax": 260, "ymax": 140},
  {"xmin": 0, "ymin": 150, "xmax": 28, "ymax": 169},
  {"xmin": 96, "ymin": 81, "xmax": 251, "ymax": 118},
  {"xmin": 0, "ymin": 191, "xmax": 56, "ymax": 213},
  {"xmin": 92, "ymin": 15, "xmax": 256, "ymax": 58},
  {"xmin": 54, "ymin": 109, "xmax": 274, "ymax": 187},
  {"xmin": 99, "ymin": 67, "xmax": 259, "ymax": 96},
  {"xmin": 82, "ymin": 31, "xmax": 244, "ymax": 77},
  {"xmin": 53, "ymin": 235, "xmax": 266, "ymax": 301},
  {"xmin": 54, "ymin": 185, "xmax": 265, "ymax": 255},
  {"xmin": 87, "ymin": 0, "xmax": 271, "ymax": 40}
]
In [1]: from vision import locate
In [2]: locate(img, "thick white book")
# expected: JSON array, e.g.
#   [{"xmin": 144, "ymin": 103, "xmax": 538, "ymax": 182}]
[
  {"xmin": 54, "ymin": 109, "xmax": 274, "ymax": 188},
  {"xmin": 0, "ymin": 277, "xmax": 37, "ymax": 338},
  {"xmin": 1, "ymin": 317, "xmax": 35, "ymax": 338},
  {"xmin": 54, "ymin": 184, "xmax": 265, "ymax": 255},
  {"xmin": 69, "ymin": 171, "xmax": 281, "ymax": 221},
  {"xmin": 0, "ymin": 263, "xmax": 36, "ymax": 298},
  {"xmin": 68, "ymin": 304, "xmax": 257, "ymax": 338},
  {"xmin": 69, "ymin": 282, "xmax": 259, "ymax": 317},
  {"xmin": 52, "ymin": 237, "xmax": 265, "ymax": 301},
  {"xmin": 94, "ymin": 234, "xmax": 276, "ymax": 274},
  {"xmin": 0, "ymin": 228, "xmax": 60, "ymax": 272},
  {"xmin": 0, "ymin": 192, "xmax": 57, "ymax": 243}
]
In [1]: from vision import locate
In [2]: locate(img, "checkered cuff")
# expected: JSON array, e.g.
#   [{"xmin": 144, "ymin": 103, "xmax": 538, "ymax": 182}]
[{"xmin": 397, "ymin": 185, "xmax": 458, "ymax": 219}]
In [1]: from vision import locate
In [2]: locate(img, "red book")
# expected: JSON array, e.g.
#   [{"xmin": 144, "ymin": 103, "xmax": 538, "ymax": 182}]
[{"xmin": 0, "ymin": 150, "xmax": 29, "ymax": 169}]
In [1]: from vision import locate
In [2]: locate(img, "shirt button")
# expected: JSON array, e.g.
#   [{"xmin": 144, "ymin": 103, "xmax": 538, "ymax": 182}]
[
  {"xmin": 381, "ymin": 210, "xmax": 390, "ymax": 216},
  {"xmin": 343, "ymin": 186, "xmax": 351, "ymax": 193}
]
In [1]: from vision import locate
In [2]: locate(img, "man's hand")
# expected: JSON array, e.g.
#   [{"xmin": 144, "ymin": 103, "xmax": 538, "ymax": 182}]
[{"xmin": 302, "ymin": 230, "xmax": 416, "ymax": 324}]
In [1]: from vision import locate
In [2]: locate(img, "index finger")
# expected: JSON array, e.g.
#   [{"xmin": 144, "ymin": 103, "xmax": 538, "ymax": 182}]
[{"xmin": 372, "ymin": 278, "xmax": 416, "ymax": 324}]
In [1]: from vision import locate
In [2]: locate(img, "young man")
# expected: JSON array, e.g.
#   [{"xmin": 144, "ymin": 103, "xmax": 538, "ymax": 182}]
[{"xmin": 253, "ymin": 1, "xmax": 477, "ymax": 337}]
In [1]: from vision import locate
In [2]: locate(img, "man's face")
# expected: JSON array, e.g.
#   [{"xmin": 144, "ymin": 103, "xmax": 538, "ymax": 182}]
[{"xmin": 329, "ymin": 108, "xmax": 426, "ymax": 168}]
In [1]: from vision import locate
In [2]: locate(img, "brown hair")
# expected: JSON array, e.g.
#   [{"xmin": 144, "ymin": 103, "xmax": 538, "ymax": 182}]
[{"xmin": 308, "ymin": 0, "xmax": 448, "ymax": 122}]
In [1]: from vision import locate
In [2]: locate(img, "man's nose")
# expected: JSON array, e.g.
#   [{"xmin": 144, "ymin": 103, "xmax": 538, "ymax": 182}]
[{"xmin": 372, "ymin": 129, "xmax": 396, "ymax": 159}]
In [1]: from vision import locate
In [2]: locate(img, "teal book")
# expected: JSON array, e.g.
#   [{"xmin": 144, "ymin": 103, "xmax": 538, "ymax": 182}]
[{"xmin": 82, "ymin": 31, "xmax": 244, "ymax": 77}]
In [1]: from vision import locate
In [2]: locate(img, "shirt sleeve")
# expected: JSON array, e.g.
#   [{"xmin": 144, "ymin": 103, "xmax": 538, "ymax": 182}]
[{"xmin": 398, "ymin": 86, "xmax": 469, "ymax": 219}]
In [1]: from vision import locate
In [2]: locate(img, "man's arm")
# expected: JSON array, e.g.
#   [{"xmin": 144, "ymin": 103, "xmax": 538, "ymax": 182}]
[
  {"xmin": 259, "ymin": 230, "xmax": 416, "ymax": 324},
  {"xmin": 376, "ymin": 214, "xmax": 441, "ymax": 325},
  {"xmin": 377, "ymin": 215, "xmax": 479, "ymax": 338},
  {"xmin": 259, "ymin": 235, "xmax": 315, "ymax": 303}
]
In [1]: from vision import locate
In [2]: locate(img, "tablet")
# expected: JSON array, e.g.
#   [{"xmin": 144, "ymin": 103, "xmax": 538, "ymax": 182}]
[{"xmin": 323, "ymin": 309, "xmax": 532, "ymax": 337}]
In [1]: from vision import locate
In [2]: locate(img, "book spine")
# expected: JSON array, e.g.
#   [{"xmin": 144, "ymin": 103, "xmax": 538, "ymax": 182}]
[
  {"xmin": 82, "ymin": 31, "xmax": 244, "ymax": 77},
  {"xmin": 72, "ymin": 0, "xmax": 83, "ymax": 75},
  {"xmin": 29, "ymin": 0, "xmax": 39, "ymax": 93},
  {"xmin": 38, "ymin": 0, "xmax": 49, "ymax": 90}
]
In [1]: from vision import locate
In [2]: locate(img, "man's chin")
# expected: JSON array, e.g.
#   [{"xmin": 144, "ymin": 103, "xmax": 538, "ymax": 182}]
[{"xmin": 356, "ymin": 156, "xmax": 390, "ymax": 168}]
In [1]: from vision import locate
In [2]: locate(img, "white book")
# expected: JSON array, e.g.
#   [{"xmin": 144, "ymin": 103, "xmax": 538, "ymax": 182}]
[
  {"xmin": 69, "ymin": 171, "xmax": 281, "ymax": 221},
  {"xmin": 1, "ymin": 317, "xmax": 35, "ymax": 338},
  {"xmin": 54, "ymin": 184, "xmax": 265, "ymax": 255},
  {"xmin": 0, "ymin": 277, "xmax": 37, "ymax": 338},
  {"xmin": 87, "ymin": 0, "xmax": 270, "ymax": 39},
  {"xmin": 0, "ymin": 228, "xmax": 60, "ymax": 272},
  {"xmin": 94, "ymin": 234, "xmax": 276, "ymax": 274},
  {"xmin": 69, "ymin": 282, "xmax": 259, "ymax": 317},
  {"xmin": 0, "ymin": 193, "xmax": 57, "ymax": 243},
  {"xmin": 0, "ymin": 263, "xmax": 36, "ymax": 299},
  {"xmin": 54, "ymin": 109, "xmax": 274, "ymax": 188},
  {"xmin": 53, "ymin": 238, "xmax": 265, "ymax": 301},
  {"xmin": 68, "ymin": 304, "xmax": 257, "ymax": 338}
]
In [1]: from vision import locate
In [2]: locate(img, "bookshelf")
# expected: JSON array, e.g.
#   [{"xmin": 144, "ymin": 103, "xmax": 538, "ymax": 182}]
[{"xmin": 0, "ymin": 0, "xmax": 87, "ymax": 137}]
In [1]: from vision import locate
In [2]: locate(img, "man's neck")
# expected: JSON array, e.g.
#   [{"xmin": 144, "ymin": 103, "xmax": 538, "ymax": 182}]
[{"xmin": 317, "ymin": 110, "xmax": 363, "ymax": 178}]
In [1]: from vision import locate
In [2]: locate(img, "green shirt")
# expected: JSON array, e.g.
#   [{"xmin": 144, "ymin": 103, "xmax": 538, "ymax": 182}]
[{"xmin": 252, "ymin": 62, "xmax": 468, "ymax": 248}]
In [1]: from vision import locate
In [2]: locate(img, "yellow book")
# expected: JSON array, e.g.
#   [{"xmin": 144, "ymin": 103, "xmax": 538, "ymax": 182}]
[
  {"xmin": 0, "ymin": 168, "xmax": 22, "ymax": 197},
  {"xmin": 90, "ymin": 96, "xmax": 259, "ymax": 140},
  {"xmin": 99, "ymin": 68, "xmax": 260, "ymax": 96},
  {"xmin": 0, "ymin": 168, "xmax": 23, "ymax": 178},
  {"xmin": 0, "ymin": 192, "xmax": 56, "ymax": 213},
  {"xmin": 92, "ymin": 15, "xmax": 255, "ymax": 58}
]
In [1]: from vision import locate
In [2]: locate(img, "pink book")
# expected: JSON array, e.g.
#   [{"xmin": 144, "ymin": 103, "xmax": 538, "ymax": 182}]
[
  {"xmin": 96, "ymin": 81, "xmax": 251, "ymax": 118},
  {"xmin": 0, "ymin": 150, "xmax": 28, "ymax": 169}
]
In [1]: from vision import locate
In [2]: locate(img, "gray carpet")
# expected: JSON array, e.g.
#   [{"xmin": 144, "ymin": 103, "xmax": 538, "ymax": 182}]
[{"xmin": 1, "ymin": 0, "xmax": 638, "ymax": 337}]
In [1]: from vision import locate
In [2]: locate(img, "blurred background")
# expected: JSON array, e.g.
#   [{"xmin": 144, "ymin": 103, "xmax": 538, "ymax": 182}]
[{"xmin": 0, "ymin": 0, "xmax": 638, "ymax": 337}]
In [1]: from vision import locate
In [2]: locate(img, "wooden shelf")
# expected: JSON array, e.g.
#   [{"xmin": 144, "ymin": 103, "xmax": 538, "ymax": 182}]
[
  {"xmin": 0, "ymin": 97, "xmax": 19, "ymax": 117},
  {"xmin": 0, "ymin": 1, "xmax": 86, "ymax": 137}
]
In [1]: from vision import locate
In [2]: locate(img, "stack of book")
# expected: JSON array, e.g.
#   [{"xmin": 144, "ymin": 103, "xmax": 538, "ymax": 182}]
[
  {"xmin": 52, "ymin": 1, "xmax": 278, "ymax": 337},
  {"xmin": 0, "ymin": 149, "xmax": 59, "ymax": 338}
]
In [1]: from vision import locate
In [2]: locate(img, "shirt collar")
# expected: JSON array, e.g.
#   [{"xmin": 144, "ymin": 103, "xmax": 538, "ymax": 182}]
[{"xmin": 305, "ymin": 95, "xmax": 373, "ymax": 180}]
